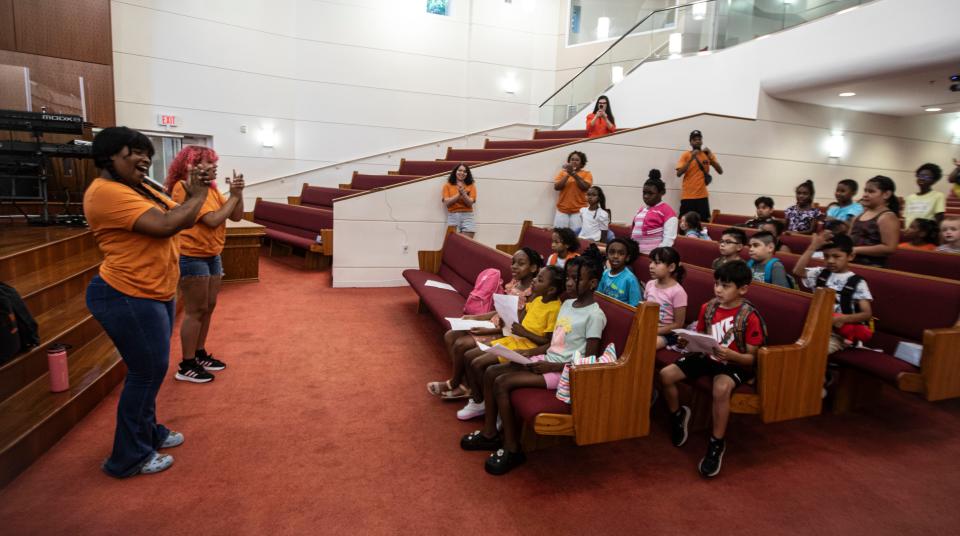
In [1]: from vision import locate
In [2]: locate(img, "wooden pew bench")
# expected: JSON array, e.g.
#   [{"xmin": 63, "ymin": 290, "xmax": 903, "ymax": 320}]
[
  {"xmin": 342, "ymin": 172, "xmax": 421, "ymax": 191},
  {"xmin": 252, "ymin": 199, "xmax": 332, "ymax": 269},
  {"xmin": 495, "ymin": 220, "xmax": 591, "ymax": 257},
  {"xmin": 291, "ymin": 184, "xmax": 360, "ymax": 210}
]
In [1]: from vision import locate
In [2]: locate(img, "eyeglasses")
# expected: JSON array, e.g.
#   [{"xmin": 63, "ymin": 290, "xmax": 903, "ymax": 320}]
[
  {"xmin": 916, "ymin": 174, "xmax": 934, "ymax": 180},
  {"xmin": 719, "ymin": 240, "xmax": 741, "ymax": 246}
]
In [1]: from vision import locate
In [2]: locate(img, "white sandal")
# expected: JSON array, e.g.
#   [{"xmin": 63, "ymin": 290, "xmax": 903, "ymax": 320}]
[{"xmin": 139, "ymin": 451, "xmax": 174, "ymax": 475}]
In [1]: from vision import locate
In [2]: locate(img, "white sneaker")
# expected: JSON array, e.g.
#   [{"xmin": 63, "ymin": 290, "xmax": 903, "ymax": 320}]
[
  {"xmin": 139, "ymin": 451, "xmax": 174, "ymax": 474},
  {"xmin": 457, "ymin": 400, "xmax": 485, "ymax": 421},
  {"xmin": 161, "ymin": 431, "xmax": 184, "ymax": 449}
]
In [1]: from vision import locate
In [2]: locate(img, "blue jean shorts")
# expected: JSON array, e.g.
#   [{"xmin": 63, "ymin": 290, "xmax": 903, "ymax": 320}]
[
  {"xmin": 179, "ymin": 255, "xmax": 223, "ymax": 278},
  {"xmin": 446, "ymin": 211, "xmax": 476, "ymax": 232}
]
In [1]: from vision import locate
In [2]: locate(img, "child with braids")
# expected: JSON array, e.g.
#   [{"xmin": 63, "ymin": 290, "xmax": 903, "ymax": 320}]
[
  {"xmin": 460, "ymin": 245, "xmax": 607, "ymax": 475},
  {"xmin": 427, "ymin": 247, "xmax": 542, "ymax": 400}
]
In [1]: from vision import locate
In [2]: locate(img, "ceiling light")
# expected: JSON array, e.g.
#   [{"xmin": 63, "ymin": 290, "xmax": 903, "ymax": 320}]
[
  {"xmin": 692, "ymin": 2, "xmax": 707, "ymax": 20},
  {"xmin": 611, "ymin": 65, "xmax": 624, "ymax": 84},
  {"xmin": 838, "ymin": 92, "xmax": 856, "ymax": 97},
  {"xmin": 925, "ymin": 107, "xmax": 943, "ymax": 112},
  {"xmin": 827, "ymin": 132, "xmax": 845, "ymax": 158}
]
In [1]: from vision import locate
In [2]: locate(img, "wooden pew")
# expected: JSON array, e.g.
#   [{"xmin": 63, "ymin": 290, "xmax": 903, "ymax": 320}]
[
  {"xmin": 494, "ymin": 220, "xmax": 591, "ymax": 258},
  {"xmin": 252, "ymin": 199, "xmax": 332, "ymax": 270},
  {"xmin": 294, "ymin": 184, "xmax": 361, "ymax": 210},
  {"xmin": 343, "ymin": 172, "xmax": 422, "ymax": 191}
]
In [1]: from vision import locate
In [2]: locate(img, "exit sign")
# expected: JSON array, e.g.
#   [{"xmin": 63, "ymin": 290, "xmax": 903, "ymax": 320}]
[{"xmin": 157, "ymin": 114, "xmax": 177, "ymax": 126}]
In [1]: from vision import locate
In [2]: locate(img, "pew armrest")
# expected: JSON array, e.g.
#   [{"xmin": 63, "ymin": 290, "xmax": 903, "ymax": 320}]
[
  {"xmin": 496, "ymin": 220, "xmax": 532, "ymax": 255},
  {"xmin": 287, "ymin": 196, "xmax": 301, "ymax": 205},
  {"xmin": 756, "ymin": 287, "xmax": 835, "ymax": 423},
  {"xmin": 417, "ymin": 250, "xmax": 443, "ymax": 273},
  {"xmin": 320, "ymin": 229, "xmax": 334, "ymax": 256},
  {"xmin": 918, "ymin": 327, "xmax": 960, "ymax": 401},
  {"xmin": 562, "ymin": 303, "xmax": 659, "ymax": 445}
]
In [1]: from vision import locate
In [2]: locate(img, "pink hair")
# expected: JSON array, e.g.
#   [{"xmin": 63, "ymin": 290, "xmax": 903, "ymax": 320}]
[{"xmin": 164, "ymin": 145, "xmax": 220, "ymax": 193}]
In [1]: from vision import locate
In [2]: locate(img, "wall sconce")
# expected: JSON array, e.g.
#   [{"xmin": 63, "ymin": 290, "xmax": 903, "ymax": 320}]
[
  {"xmin": 668, "ymin": 32, "xmax": 682, "ymax": 58},
  {"xmin": 501, "ymin": 73, "xmax": 519, "ymax": 95},
  {"xmin": 611, "ymin": 65, "xmax": 624, "ymax": 84},
  {"xmin": 597, "ymin": 17, "xmax": 610, "ymax": 40},
  {"xmin": 692, "ymin": 2, "xmax": 707, "ymax": 21},
  {"xmin": 952, "ymin": 116, "xmax": 960, "ymax": 141},
  {"xmin": 826, "ymin": 132, "xmax": 845, "ymax": 158},
  {"xmin": 260, "ymin": 127, "xmax": 277, "ymax": 148}
]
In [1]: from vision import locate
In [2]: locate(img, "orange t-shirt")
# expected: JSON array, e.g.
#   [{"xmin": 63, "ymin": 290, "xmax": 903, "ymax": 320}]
[
  {"xmin": 171, "ymin": 182, "xmax": 228, "ymax": 257},
  {"xmin": 83, "ymin": 178, "xmax": 180, "ymax": 301},
  {"xmin": 554, "ymin": 169, "xmax": 593, "ymax": 214},
  {"xmin": 898, "ymin": 242, "xmax": 937, "ymax": 251},
  {"xmin": 441, "ymin": 182, "xmax": 477, "ymax": 213},
  {"xmin": 586, "ymin": 113, "xmax": 615, "ymax": 138},
  {"xmin": 676, "ymin": 150, "xmax": 718, "ymax": 200}
]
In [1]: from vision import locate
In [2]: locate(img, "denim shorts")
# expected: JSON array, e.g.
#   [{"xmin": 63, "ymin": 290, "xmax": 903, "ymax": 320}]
[
  {"xmin": 179, "ymin": 254, "xmax": 223, "ymax": 278},
  {"xmin": 446, "ymin": 211, "xmax": 476, "ymax": 232}
]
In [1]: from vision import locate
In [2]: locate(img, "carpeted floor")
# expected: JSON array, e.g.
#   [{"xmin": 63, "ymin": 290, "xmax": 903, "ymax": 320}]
[{"xmin": 1, "ymin": 257, "xmax": 959, "ymax": 535}]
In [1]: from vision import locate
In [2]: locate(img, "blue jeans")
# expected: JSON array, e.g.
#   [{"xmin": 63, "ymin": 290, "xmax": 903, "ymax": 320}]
[
  {"xmin": 179, "ymin": 254, "xmax": 223, "ymax": 278},
  {"xmin": 86, "ymin": 276, "xmax": 174, "ymax": 477}
]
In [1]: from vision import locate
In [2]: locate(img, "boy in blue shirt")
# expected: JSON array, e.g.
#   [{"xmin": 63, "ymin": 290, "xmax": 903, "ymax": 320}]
[{"xmin": 597, "ymin": 238, "xmax": 642, "ymax": 306}]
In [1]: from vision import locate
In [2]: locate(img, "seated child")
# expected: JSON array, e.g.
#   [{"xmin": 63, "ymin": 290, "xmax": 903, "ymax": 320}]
[
  {"xmin": 427, "ymin": 247, "xmax": 541, "ymax": 399},
  {"xmin": 547, "ymin": 227, "xmax": 580, "ymax": 268},
  {"xmin": 937, "ymin": 216, "xmax": 960, "ymax": 253},
  {"xmin": 759, "ymin": 220, "xmax": 792, "ymax": 254},
  {"xmin": 460, "ymin": 246, "xmax": 607, "ymax": 476},
  {"xmin": 660, "ymin": 260, "xmax": 767, "ymax": 478},
  {"xmin": 680, "ymin": 211, "xmax": 710, "ymax": 240},
  {"xmin": 743, "ymin": 196, "xmax": 776, "ymax": 228},
  {"xmin": 597, "ymin": 237, "xmax": 642, "ymax": 306},
  {"xmin": 747, "ymin": 231, "xmax": 794, "ymax": 289},
  {"xmin": 793, "ymin": 233, "xmax": 873, "ymax": 355},
  {"xmin": 456, "ymin": 266, "xmax": 564, "ymax": 420},
  {"xmin": 898, "ymin": 218, "xmax": 939, "ymax": 251},
  {"xmin": 645, "ymin": 247, "xmax": 688, "ymax": 349},
  {"xmin": 785, "ymin": 180, "xmax": 822, "ymax": 234},
  {"xmin": 578, "ymin": 186, "xmax": 611, "ymax": 243},
  {"xmin": 826, "ymin": 179, "xmax": 863, "ymax": 223},
  {"xmin": 712, "ymin": 227, "xmax": 746, "ymax": 270}
]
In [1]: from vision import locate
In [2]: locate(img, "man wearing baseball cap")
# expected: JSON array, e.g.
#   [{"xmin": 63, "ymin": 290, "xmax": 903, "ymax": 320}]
[{"xmin": 676, "ymin": 130, "xmax": 723, "ymax": 222}]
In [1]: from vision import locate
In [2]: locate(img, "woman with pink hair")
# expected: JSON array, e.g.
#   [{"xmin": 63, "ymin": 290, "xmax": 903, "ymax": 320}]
[{"xmin": 165, "ymin": 146, "xmax": 245, "ymax": 383}]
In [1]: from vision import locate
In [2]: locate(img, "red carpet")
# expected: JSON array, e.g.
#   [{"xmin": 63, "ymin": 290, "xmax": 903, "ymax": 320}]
[{"xmin": 1, "ymin": 257, "xmax": 959, "ymax": 534}]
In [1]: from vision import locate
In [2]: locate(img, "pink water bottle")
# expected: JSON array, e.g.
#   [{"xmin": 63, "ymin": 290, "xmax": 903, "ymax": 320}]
[{"xmin": 47, "ymin": 344, "xmax": 70, "ymax": 393}]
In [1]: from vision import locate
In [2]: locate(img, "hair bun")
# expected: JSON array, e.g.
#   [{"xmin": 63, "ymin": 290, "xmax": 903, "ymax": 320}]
[{"xmin": 648, "ymin": 169, "xmax": 661, "ymax": 180}]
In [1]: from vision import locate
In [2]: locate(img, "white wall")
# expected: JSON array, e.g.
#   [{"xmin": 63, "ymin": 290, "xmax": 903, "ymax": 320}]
[
  {"xmin": 112, "ymin": 0, "xmax": 562, "ymax": 183},
  {"xmin": 333, "ymin": 106, "xmax": 959, "ymax": 287}
]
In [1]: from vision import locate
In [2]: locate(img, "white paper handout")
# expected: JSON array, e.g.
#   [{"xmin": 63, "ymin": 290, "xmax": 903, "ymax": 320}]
[
  {"xmin": 446, "ymin": 318, "xmax": 496, "ymax": 331},
  {"xmin": 673, "ymin": 329, "xmax": 721, "ymax": 355},
  {"xmin": 476, "ymin": 341, "xmax": 533, "ymax": 365},
  {"xmin": 424, "ymin": 280, "xmax": 457, "ymax": 292},
  {"xmin": 493, "ymin": 294, "xmax": 520, "ymax": 335}
]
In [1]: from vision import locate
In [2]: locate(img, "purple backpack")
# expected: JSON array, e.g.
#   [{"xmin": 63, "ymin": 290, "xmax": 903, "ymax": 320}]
[{"xmin": 463, "ymin": 268, "xmax": 503, "ymax": 315}]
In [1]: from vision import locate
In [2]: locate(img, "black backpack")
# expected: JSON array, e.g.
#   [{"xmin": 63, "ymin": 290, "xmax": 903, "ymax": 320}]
[
  {"xmin": 0, "ymin": 282, "xmax": 39, "ymax": 364},
  {"xmin": 814, "ymin": 270, "xmax": 863, "ymax": 315}
]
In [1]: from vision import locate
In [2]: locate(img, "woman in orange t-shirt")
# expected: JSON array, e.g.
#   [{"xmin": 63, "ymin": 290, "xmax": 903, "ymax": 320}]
[
  {"xmin": 553, "ymin": 151, "xmax": 593, "ymax": 231},
  {"xmin": 84, "ymin": 127, "xmax": 209, "ymax": 477},
  {"xmin": 166, "ymin": 146, "xmax": 245, "ymax": 384},
  {"xmin": 585, "ymin": 95, "xmax": 616, "ymax": 138},
  {"xmin": 442, "ymin": 163, "xmax": 477, "ymax": 238}
]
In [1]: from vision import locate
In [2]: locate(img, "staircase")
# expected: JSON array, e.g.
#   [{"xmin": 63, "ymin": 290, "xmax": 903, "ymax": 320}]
[{"xmin": 0, "ymin": 227, "xmax": 123, "ymax": 488}]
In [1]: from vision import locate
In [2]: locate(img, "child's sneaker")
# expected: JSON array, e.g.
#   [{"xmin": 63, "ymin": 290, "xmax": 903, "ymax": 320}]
[
  {"xmin": 195, "ymin": 350, "xmax": 226, "ymax": 371},
  {"xmin": 139, "ymin": 451, "xmax": 174, "ymax": 475},
  {"xmin": 457, "ymin": 399, "xmax": 485, "ymax": 420},
  {"xmin": 175, "ymin": 360, "xmax": 214, "ymax": 383},
  {"xmin": 670, "ymin": 405, "xmax": 691, "ymax": 447},
  {"xmin": 699, "ymin": 436, "xmax": 726, "ymax": 478}
]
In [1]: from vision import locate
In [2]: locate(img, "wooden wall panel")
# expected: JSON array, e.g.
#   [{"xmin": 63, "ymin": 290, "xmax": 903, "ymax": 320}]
[
  {"xmin": 12, "ymin": 0, "xmax": 111, "ymax": 65},
  {"xmin": 0, "ymin": 50, "xmax": 114, "ymax": 126},
  {"xmin": 0, "ymin": 0, "xmax": 15, "ymax": 52}
]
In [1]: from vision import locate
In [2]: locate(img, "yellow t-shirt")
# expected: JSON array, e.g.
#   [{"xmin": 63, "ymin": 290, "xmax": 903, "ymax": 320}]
[
  {"xmin": 903, "ymin": 191, "xmax": 946, "ymax": 227},
  {"xmin": 83, "ymin": 178, "xmax": 180, "ymax": 301},
  {"xmin": 171, "ymin": 182, "xmax": 228, "ymax": 257},
  {"xmin": 490, "ymin": 296, "xmax": 562, "ymax": 351}
]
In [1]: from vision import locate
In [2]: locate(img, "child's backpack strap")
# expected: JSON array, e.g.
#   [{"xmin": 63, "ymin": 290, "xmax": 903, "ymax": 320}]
[
  {"xmin": 770, "ymin": 258, "xmax": 797, "ymax": 289},
  {"xmin": 703, "ymin": 298, "xmax": 721, "ymax": 328},
  {"xmin": 732, "ymin": 299, "xmax": 767, "ymax": 352},
  {"xmin": 838, "ymin": 274, "xmax": 863, "ymax": 316},
  {"xmin": 814, "ymin": 268, "xmax": 831, "ymax": 289}
]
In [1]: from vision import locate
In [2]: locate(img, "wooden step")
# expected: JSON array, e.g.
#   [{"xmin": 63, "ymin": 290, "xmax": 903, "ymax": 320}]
[
  {"xmin": 396, "ymin": 160, "xmax": 481, "ymax": 176},
  {"xmin": 0, "ymin": 291, "xmax": 102, "ymax": 402},
  {"xmin": 12, "ymin": 248, "xmax": 102, "ymax": 312},
  {"xmin": 484, "ymin": 138, "xmax": 575, "ymax": 149},
  {"xmin": 0, "ymin": 228, "xmax": 97, "ymax": 282},
  {"xmin": 532, "ymin": 129, "xmax": 588, "ymax": 140},
  {"xmin": 0, "ymin": 331, "xmax": 123, "ymax": 488}
]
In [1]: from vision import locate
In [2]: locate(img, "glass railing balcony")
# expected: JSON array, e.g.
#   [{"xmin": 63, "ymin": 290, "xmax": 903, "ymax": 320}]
[{"xmin": 540, "ymin": 0, "xmax": 872, "ymax": 126}]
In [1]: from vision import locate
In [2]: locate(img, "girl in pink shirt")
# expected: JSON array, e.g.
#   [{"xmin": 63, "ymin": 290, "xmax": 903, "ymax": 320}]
[
  {"xmin": 631, "ymin": 170, "xmax": 678, "ymax": 254},
  {"xmin": 644, "ymin": 247, "xmax": 688, "ymax": 349}
]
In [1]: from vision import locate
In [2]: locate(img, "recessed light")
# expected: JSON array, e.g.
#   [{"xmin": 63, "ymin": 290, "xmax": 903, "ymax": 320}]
[
  {"xmin": 925, "ymin": 107, "xmax": 943, "ymax": 112},
  {"xmin": 838, "ymin": 92, "xmax": 856, "ymax": 97}
]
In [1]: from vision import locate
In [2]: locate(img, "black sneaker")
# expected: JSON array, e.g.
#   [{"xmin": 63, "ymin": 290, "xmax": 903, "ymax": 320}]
[
  {"xmin": 670, "ymin": 406, "xmax": 691, "ymax": 447},
  {"xmin": 175, "ymin": 360, "xmax": 214, "ymax": 383},
  {"xmin": 484, "ymin": 448, "xmax": 526, "ymax": 476},
  {"xmin": 698, "ymin": 436, "xmax": 726, "ymax": 478},
  {"xmin": 195, "ymin": 350, "xmax": 226, "ymax": 371},
  {"xmin": 460, "ymin": 430, "xmax": 502, "ymax": 451}
]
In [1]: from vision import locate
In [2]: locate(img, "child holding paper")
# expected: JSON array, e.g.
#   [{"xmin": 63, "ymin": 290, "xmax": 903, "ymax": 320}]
[
  {"xmin": 456, "ymin": 266, "xmax": 565, "ymax": 420},
  {"xmin": 427, "ymin": 248, "xmax": 541, "ymax": 399},
  {"xmin": 659, "ymin": 260, "xmax": 767, "ymax": 478},
  {"xmin": 460, "ymin": 245, "xmax": 607, "ymax": 475}
]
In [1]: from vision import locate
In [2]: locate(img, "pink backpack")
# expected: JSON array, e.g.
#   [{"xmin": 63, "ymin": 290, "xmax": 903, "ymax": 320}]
[{"xmin": 463, "ymin": 268, "xmax": 503, "ymax": 315}]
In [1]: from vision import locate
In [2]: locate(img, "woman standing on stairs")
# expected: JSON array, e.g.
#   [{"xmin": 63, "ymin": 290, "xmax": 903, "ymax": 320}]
[
  {"xmin": 585, "ymin": 95, "xmax": 616, "ymax": 138},
  {"xmin": 165, "ymin": 146, "xmax": 245, "ymax": 383},
  {"xmin": 84, "ymin": 127, "xmax": 210, "ymax": 477}
]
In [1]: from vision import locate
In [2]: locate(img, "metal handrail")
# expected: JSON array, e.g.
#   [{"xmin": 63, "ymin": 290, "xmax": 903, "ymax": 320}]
[{"xmin": 539, "ymin": 0, "xmax": 712, "ymax": 107}]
